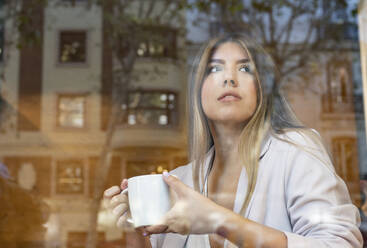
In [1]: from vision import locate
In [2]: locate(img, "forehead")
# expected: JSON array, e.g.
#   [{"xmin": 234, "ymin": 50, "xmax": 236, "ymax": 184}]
[{"xmin": 211, "ymin": 42, "xmax": 249, "ymax": 60}]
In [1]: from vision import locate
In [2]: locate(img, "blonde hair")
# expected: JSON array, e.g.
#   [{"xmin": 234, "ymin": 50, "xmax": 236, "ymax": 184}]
[{"xmin": 187, "ymin": 34, "xmax": 331, "ymax": 216}]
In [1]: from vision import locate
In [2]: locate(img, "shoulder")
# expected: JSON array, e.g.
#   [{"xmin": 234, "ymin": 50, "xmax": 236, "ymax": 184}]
[
  {"xmin": 270, "ymin": 129, "xmax": 330, "ymax": 162},
  {"xmin": 273, "ymin": 130, "xmax": 338, "ymax": 187},
  {"xmin": 267, "ymin": 129, "xmax": 335, "ymax": 177},
  {"xmin": 272, "ymin": 129, "xmax": 322, "ymax": 149}
]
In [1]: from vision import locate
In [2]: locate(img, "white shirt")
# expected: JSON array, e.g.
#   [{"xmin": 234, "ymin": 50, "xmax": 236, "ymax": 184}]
[{"xmin": 150, "ymin": 131, "xmax": 363, "ymax": 247}]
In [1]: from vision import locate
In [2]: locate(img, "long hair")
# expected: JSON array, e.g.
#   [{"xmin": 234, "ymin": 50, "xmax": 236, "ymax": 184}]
[{"xmin": 187, "ymin": 33, "xmax": 331, "ymax": 216}]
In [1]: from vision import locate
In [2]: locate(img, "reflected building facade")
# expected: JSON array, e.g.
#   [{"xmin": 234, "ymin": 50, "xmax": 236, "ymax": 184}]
[
  {"xmin": 0, "ymin": 1, "xmax": 187, "ymax": 247},
  {"xmin": 0, "ymin": 0, "xmax": 366, "ymax": 247}
]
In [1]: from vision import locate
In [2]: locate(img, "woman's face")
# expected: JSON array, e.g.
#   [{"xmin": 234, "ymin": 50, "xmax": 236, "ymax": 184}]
[{"xmin": 201, "ymin": 42, "xmax": 258, "ymax": 125}]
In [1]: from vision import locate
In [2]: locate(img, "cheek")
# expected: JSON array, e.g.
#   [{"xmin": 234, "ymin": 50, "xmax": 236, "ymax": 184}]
[
  {"xmin": 238, "ymin": 75, "xmax": 258, "ymax": 113},
  {"xmin": 247, "ymin": 81, "xmax": 258, "ymax": 112},
  {"xmin": 200, "ymin": 79, "xmax": 214, "ymax": 112}
]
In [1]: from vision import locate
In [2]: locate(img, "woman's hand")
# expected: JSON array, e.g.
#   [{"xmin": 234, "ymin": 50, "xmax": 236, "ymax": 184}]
[
  {"xmin": 103, "ymin": 179, "xmax": 130, "ymax": 228},
  {"xmin": 144, "ymin": 172, "xmax": 230, "ymax": 236}
]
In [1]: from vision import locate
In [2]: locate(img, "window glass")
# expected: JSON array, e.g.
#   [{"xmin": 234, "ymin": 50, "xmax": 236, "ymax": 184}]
[
  {"xmin": 56, "ymin": 159, "xmax": 84, "ymax": 194},
  {"xmin": 124, "ymin": 91, "xmax": 177, "ymax": 126},
  {"xmin": 59, "ymin": 31, "xmax": 86, "ymax": 63},
  {"xmin": 136, "ymin": 27, "xmax": 177, "ymax": 59},
  {"xmin": 57, "ymin": 95, "xmax": 86, "ymax": 128}
]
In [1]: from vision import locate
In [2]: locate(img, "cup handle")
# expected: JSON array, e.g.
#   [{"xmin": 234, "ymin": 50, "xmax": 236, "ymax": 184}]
[{"xmin": 120, "ymin": 188, "xmax": 134, "ymax": 224}]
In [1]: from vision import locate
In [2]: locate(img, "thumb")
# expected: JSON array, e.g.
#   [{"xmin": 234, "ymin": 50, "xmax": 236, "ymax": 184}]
[{"xmin": 162, "ymin": 172, "xmax": 187, "ymax": 197}]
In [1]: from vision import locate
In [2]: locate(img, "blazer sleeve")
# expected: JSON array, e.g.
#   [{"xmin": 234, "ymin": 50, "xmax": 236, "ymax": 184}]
[{"xmin": 283, "ymin": 135, "xmax": 363, "ymax": 248}]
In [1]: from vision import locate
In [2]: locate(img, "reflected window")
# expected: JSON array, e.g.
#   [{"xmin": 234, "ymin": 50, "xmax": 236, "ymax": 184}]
[
  {"xmin": 331, "ymin": 67, "xmax": 348, "ymax": 103},
  {"xmin": 123, "ymin": 90, "xmax": 178, "ymax": 126},
  {"xmin": 332, "ymin": 137, "xmax": 360, "ymax": 206},
  {"xmin": 332, "ymin": 137, "xmax": 358, "ymax": 182},
  {"xmin": 59, "ymin": 31, "xmax": 86, "ymax": 63},
  {"xmin": 56, "ymin": 159, "xmax": 85, "ymax": 194},
  {"xmin": 57, "ymin": 94, "xmax": 86, "ymax": 128},
  {"xmin": 126, "ymin": 160, "xmax": 169, "ymax": 178},
  {"xmin": 323, "ymin": 59, "xmax": 354, "ymax": 113},
  {"xmin": 0, "ymin": 18, "xmax": 4, "ymax": 62},
  {"xmin": 136, "ymin": 27, "xmax": 177, "ymax": 59}
]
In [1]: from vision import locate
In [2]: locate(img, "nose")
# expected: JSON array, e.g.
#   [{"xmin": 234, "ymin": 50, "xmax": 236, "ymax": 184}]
[
  {"xmin": 223, "ymin": 79, "xmax": 238, "ymax": 87},
  {"xmin": 223, "ymin": 67, "xmax": 238, "ymax": 87}
]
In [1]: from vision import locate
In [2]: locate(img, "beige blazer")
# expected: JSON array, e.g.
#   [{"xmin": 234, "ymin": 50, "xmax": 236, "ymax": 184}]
[{"xmin": 150, "ymin": 131, "xmax": 363, "ymax": 247}]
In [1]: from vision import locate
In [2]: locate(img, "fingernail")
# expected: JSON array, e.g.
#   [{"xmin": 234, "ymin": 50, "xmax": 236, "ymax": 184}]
[
  {"xmin": 163, "ymin": 171, "xmax": 169, "ymax": 178},
  {"xmin": 143, "ymin": 232, "xmax": 148, "ymax": 236}
]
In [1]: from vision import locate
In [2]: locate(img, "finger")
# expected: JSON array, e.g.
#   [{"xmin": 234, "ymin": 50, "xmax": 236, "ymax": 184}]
[
  {"xmin": 104, "ymin": 186, "xmax": 121, "ymax": 198},
  {"xmin": 116, "ymin": 214, "xmax": 128, "ymax": 228},
  {"xmin": 120, "ymin": 179, "xmax": 128, "ymax": 190},
  {"xmin": 162, "ymin": 172, "xmax": 188, "ymax": 197},
  {"xmin": 110, "ymin": 192, "xmax": 128, "ymax": 208},
  {"xmin": 136, "ymin": 227, "xmax": 147, "ymax": 236},
  {"xmin": 112, "ymin": 203, "xmax": 128, "ymax": 217},
  {"xmin": 145, "ymin": 224, "xmax": 168, "ymax": 234}
]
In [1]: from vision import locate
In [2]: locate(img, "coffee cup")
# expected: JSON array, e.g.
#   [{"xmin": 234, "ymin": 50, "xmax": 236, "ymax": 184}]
[{"xmin": 121, "ymin": 174, "xmax": 171, "ymax": 228}]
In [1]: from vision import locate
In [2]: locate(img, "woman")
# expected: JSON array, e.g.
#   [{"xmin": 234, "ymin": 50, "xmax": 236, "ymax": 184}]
[{"xmin": 104, "ymin": 34, "xmax": 363, "ymax": 247}]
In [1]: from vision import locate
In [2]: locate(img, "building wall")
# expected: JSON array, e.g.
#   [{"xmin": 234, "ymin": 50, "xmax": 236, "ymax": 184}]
[{"xmin": 0, "ymin": 2, "xmax": 188, "ymax": 248}]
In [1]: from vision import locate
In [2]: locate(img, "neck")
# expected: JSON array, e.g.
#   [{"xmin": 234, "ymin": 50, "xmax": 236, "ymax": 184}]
[{"xmin": 210, "ymin": 121, "xmax": 245, "ymax": 172}]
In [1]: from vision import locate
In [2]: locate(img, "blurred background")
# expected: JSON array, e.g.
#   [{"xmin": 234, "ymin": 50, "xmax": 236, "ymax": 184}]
[{"xmin": 0, "ymin": 0, "xmax": 366, "ymax": 247}]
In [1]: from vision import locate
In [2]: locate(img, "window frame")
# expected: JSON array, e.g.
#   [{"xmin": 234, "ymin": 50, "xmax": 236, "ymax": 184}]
[
  {"xmin": 121, "ymin": 89, "xmax": 179, "ymax": 128},
  {"xmin": 55, "ymin": 93, "xmax": 88, "ymax": 130}
]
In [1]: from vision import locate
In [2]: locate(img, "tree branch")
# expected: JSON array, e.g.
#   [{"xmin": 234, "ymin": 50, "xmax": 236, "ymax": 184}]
[
  {"xmin": 257, "ymin": 14, "xmax": 268, "ymax": 44},
  {"xmin": 155, "ymin": 0, "xmax": 174, "ymax": 24},
  {"xmin": 268, "ymin": 8, "xmax": 275, "ymax": 43},
  {"xmin": 138, "ymin": 0, "xmax": 144, "ymax": 19},
  {"xmin": 145, "ymin": 0, "xmax": 157, "ymax": 19}
]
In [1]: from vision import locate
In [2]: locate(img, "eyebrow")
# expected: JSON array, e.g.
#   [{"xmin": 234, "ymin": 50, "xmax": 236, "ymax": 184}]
[{"xmin": 209, "ymin": 58, "xmax": 250, "ymax": 64}]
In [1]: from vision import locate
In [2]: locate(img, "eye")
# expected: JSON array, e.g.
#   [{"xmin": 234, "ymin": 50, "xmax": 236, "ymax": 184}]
[
  {"xmin": 208, "ymin": 65, "xmax": 222, "ymax": 73},
  {"xmin": 239, "ymin": 64, "xmax": 251, "ymax": 73}
]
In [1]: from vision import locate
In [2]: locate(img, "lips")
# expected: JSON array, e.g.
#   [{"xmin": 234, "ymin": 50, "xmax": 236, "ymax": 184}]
[{"xmin": 218, "ymin": 92, "xmax": 242, "ymax": 101}]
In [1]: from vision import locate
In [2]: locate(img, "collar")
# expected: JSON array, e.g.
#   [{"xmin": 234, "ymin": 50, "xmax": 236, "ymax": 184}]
[{"xmin": 201, "ymin": 133, "xmax": 273, "ymax": 182}]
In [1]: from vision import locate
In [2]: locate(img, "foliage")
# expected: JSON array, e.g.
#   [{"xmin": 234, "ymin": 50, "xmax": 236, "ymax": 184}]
[{"xmin": 192, "ymin": 0, "xmax": 358, "ymax": 85}]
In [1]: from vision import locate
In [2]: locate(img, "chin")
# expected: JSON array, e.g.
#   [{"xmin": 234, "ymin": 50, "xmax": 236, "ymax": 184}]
[{"xmin": 211, "ymin": 116, "xmax": 251, "ymax": 125}]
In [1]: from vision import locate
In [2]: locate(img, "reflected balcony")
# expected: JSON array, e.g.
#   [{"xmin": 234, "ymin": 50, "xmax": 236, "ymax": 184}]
[
  {"xmin": 321, "ymin": 93, "xmax": 364, "ymax": 120},
  {"xmin": 321, "ymin": 94, "xmax": 356, "ymax": 119}
]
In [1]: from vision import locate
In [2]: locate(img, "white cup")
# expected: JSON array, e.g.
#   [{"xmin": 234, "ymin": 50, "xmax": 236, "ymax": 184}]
[{"xmin": 121, "ymin": 174, "xmax": 171, "ymax": 228}]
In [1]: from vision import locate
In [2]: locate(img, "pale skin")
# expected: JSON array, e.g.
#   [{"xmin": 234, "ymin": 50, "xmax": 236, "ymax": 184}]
[{"xmin": 104, "ymin": 42, "xmax": 287, "ymax": 247}]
